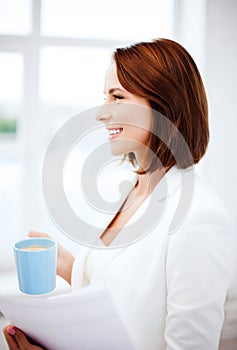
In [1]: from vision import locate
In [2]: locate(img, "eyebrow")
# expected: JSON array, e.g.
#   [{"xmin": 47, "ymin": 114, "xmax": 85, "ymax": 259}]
[{"xmin": 104, "ymin": 88, "xmax": 126, "ymax": 94}]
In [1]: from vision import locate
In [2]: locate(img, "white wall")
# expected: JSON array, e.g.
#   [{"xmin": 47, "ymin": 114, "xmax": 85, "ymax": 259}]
[
  {"xmin": 204, "ymin": 0, "xmax": 237, "ymax": 296},
  {"xmin": 204, "ymin": 0, "xmax": 237, "ymax": 231},
  {"xmin": 173, "ymin": 0, "xmax": 237, "ymax": 295}
]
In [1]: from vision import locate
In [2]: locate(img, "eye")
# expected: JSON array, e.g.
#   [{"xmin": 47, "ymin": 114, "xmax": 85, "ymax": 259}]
[{"xmin": 113, "ymin": 94, "xmax": 124, "ymax": 100}]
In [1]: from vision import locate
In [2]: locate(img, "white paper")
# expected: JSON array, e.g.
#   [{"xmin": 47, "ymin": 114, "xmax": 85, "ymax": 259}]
[{"xmin": 0, "ymin": 283, "xmax": 134, "ymax": 350}]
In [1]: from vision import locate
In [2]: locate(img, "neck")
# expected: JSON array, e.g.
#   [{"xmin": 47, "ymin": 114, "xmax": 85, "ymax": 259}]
[{"xmin": 135, "ymin": 166, "xmax": 167, "ymax": 197}]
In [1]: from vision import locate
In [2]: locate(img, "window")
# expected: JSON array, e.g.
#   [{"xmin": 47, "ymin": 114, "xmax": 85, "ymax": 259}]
[
  {"xmin": 41, "ymin": 0, "xmax": 172, "ymax": 41},
  {"xmin": 0, "ymin": 0, "xmax": 31, "ymax": 35},
  {"xmin": 0, "ymin": 53, "xmax": 23, "ymax": 136},
  {"xmin": 0, "ymin": 53, "xmax": 23, "ymax": 254},
  {"xmin": 0, "ymin": 0, "xmax": 174, "ymax": 267}
]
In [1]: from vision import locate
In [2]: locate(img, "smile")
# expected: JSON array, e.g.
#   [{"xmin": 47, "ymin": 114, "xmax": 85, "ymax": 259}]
[{"xmin": 108, "ymin": 128, "xmax": 123, "ymax": 140}]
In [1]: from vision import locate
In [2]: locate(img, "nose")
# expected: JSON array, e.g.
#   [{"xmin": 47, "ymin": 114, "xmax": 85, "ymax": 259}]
[{"xmin": 96, "ymin": 103, "xmax": 112, "ymax": 122}]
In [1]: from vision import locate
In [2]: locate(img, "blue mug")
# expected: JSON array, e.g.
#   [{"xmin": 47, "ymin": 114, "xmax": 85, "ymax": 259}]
[{"xmin": 14, "ymin": 238, "xmax": 57, "ymax": 295}]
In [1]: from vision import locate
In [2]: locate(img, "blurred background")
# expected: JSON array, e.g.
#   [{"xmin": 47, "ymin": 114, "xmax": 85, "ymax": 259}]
[{"xmin": 0, "ymin": 0, "xmax": 236, "ymax": 284}]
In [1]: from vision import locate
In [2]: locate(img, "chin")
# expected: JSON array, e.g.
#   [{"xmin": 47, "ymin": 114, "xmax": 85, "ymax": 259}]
[
  {"xmin": 109, "ymin": 144, "xmax": 125, "ymax": 156},
  {"xmin": 109, "ymin": 140, "xmax": 132, "ymax": 156}
]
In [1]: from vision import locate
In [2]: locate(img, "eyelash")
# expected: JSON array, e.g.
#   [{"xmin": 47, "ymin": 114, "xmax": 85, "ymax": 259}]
[
  {"xmin": 113, "ymin": 94, "xmax": 124, "ymax": 100},
  {"xmin": 103, "ymin": 94, "xmax": 124, "ymax": 102}
]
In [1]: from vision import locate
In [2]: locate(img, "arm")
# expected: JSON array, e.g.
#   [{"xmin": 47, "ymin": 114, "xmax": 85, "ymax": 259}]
[{"xmin": 165, "ymin": 208, "xmax": 234, "ymax": 350}]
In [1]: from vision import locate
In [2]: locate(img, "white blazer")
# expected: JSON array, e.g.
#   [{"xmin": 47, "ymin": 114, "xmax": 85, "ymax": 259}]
[{"xmin": 72, "ymin": 165, "xmax": 235, "ymax": 350}]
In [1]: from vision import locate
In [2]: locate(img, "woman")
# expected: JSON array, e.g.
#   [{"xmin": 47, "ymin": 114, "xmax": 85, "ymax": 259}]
[{"xmin": 4, "ymin": 38, "xmax": 234, "ymax": 349}]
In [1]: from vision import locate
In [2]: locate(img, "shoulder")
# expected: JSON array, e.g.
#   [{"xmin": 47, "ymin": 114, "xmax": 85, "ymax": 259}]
[
  {"xmin": 167, "ymin": 166, "xmax": 232, "ymax": 228},
  {"xmin": 165, "ymin": 169, "xmax": 235, "ymax": 281},
  {"xmin": 161, "ymin": 166, "xmax": 233, "ymax": 237},
  {"xmin": 187, "ymin": 171, "xmax": 232, "ymax": 229},
  {"xmin": 166, "ymin": 167, "xmax": 234, "ymax": 256}
]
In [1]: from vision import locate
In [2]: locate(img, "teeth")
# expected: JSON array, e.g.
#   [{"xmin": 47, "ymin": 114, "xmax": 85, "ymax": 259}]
[{"xmin": 109, "ymin": 128, "xmax": 122, "ymax": 135}]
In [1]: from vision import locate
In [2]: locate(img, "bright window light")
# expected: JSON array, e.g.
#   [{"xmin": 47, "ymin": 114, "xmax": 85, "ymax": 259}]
[
  {"xmin": 0, "ymin": 0, "xmax": 31, "ymax": 35},
  {"xmin": 0, "ymin": 53, "xmax": 23, "ymax": 104},
  {"xmin": 41, "ymin": 0, "xmax": 173, "ymax": 41},
  {"xmin": 0, "ymin": 53, "xmax": 23, "ymax": 134},
  {"xmin": 40, "ymin": 46, "xmax": 112, "ymax": 106}
]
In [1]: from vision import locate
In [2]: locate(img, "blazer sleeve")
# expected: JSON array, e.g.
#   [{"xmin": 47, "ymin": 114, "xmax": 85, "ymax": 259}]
[{"xmin": 165, "ymin": 195, "xmax": 235, "ymax": 350}]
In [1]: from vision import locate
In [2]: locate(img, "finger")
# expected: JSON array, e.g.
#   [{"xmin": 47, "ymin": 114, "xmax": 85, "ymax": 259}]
[
  {"xmin": 3, "ymin": 326, "xmax": 20, "ymax": 350},
  {"xmin": 10, "ymin": 327, "xmax": 32, "ymax": 350},
  {"xmin": 28, "ymin": 231, "xmax": 50, "ymax": 239}
]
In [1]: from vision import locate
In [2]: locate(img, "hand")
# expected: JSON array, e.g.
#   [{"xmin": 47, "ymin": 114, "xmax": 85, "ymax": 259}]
[
  {"xmin": 28, "ymin": 231, "xmax": 75, "ymax": 285},
  {"xmin": 3, "ymin": 325, "xmax": 45, "ymax": 350}
]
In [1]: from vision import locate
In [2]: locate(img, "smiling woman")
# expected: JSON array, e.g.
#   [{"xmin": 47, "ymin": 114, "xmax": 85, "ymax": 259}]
[{"xmin": 3, "ymin": 38, "xmax": 235, "ymax": 350}]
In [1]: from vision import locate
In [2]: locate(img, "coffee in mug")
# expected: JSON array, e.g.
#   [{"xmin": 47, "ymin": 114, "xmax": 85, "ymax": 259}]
[{"xmin": 20, "ymin": 245, "xmax": 49, "ymax": 251}]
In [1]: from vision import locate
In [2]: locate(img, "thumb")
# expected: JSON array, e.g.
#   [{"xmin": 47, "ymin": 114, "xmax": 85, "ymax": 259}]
[
  {"xmin": 3, "ymin": 326, "xmax": 19, "ymax": 350},
  {"xmin": 10, "ymin": 327, "xmax": 32, "ymax": 350},
  {"xmin": 28, "ymin": 231, "xmax": 50, "ymax": 239}
]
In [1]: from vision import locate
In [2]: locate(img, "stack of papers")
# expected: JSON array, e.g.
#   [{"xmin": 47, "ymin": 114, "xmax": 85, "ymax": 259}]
[{"xmin": 0, "ymin": 283, "xmax": 134, "ymax": 350}]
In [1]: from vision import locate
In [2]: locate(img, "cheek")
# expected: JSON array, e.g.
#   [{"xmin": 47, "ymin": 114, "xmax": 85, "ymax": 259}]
[
  {"xmin": 115, "ymin": 104, "xmax": 153, "ymax": 129},
  {"xmin": 125, "ymin": 126, "xmax": 151, "ymax": 145},
  {"xmin": 122, "ymin": 105, "xmax": 153, "ymax": 145}
]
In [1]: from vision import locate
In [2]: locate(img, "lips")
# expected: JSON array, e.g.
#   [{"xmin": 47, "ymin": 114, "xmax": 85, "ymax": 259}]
[{"xmin": 107, "ymin": 127, "xmax": 123, "ymax": 140}]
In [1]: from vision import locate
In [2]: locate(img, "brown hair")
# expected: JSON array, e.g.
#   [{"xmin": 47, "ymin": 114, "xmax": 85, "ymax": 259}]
[{"xmin": 113, "ymin": 38, "xmax": 209, "ymax": 173}]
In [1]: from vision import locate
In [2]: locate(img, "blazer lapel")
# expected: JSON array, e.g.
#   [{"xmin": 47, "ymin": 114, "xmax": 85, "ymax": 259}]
[{"xmin": 93, "ymin": 171, "xmax": 138, "ymax": 241}]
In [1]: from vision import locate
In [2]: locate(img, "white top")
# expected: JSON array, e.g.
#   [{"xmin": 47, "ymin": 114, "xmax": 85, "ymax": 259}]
[
  {"xmin": 84, "ymin": 246, "xmax": 124, "ymax": 284},
  {"xmin": 72, "ymin": 166, "xmax": 235, "ymax": 350}
]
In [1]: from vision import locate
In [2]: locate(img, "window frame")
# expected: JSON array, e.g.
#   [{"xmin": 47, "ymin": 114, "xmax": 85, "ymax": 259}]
[{"xmin": 0, "ymin": 0, "xmax": 134, "ymax": 246}]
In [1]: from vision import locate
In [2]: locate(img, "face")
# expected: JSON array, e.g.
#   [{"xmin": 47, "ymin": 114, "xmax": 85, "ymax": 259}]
[{"xmin": 96, "ymin": 63, "xmax": 153, "ymax": 162}]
